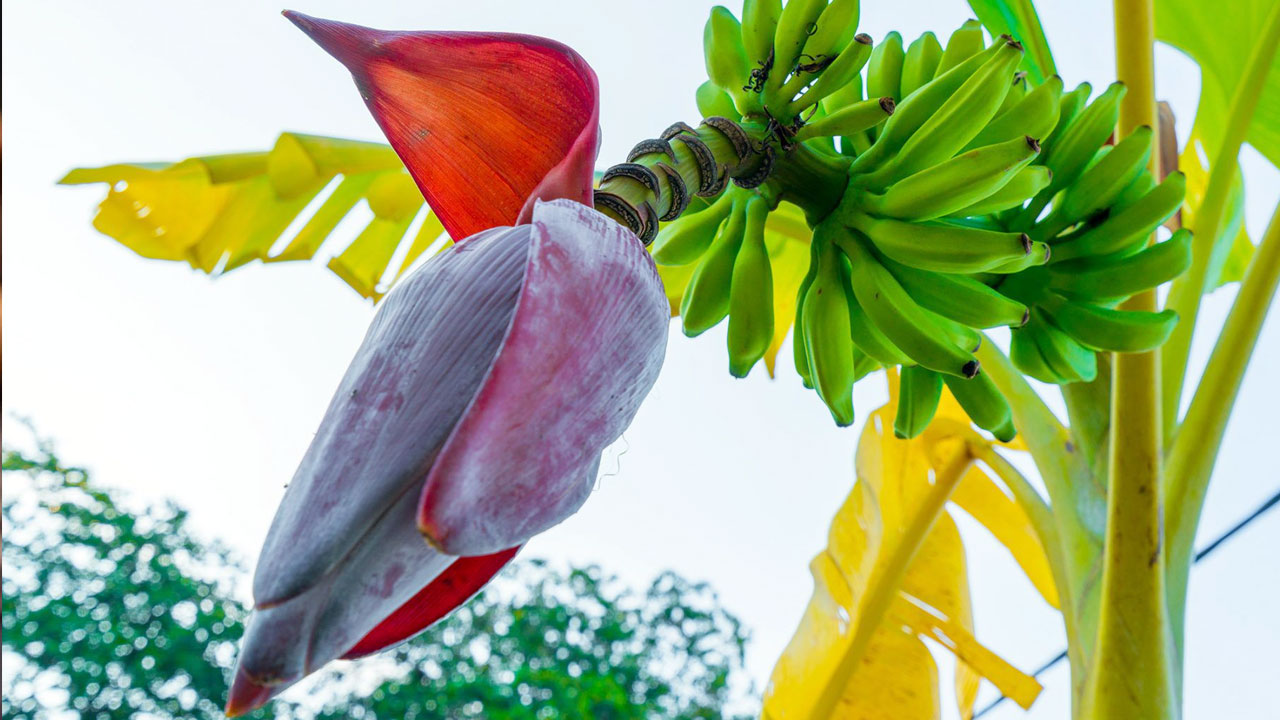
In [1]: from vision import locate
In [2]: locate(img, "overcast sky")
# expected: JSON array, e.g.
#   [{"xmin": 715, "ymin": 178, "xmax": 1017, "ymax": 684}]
[{"xmin": 3, "ymin": 1, "xmax": 1278, "ymax": 717}]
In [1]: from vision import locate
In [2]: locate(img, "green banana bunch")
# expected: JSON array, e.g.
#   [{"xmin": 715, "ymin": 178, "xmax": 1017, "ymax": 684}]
[
  {"xmin": 981, "ymin": 82, "xmax": 1190, "ymax": 382},
  {"xmin": 669, "ymin": 7, "xmax": 1198, "ymax": 443}
]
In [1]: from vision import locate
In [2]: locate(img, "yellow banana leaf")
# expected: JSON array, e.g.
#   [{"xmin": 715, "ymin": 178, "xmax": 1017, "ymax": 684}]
[
  {"xmin": 951, "ymin": 465, "xmax": 1059, "ymax": 609},
  {"xmin": 764, "ymin": 373, "xmax": 1045, "ymax": 720},
  {"xmin": 60, "ymin": 133, "xmax": 446, "ymax": 301}
]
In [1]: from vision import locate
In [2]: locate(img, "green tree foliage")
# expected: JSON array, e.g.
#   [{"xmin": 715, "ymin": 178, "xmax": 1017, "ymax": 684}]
[{"xmin": 1, "ymin": 434, "xmax": 754, "ymax": 720}]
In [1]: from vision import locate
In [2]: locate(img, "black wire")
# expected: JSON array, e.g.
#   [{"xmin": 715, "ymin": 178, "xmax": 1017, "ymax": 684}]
[{"xmin": 971, "ymin": 486, "xmax": 1280, "ymax": 719}]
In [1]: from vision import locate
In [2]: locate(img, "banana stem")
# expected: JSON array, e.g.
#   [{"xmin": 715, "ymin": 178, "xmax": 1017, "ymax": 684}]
[
  {"xmin": 973, "ymin": 341, "xmax": 1095, "ymax": 536},
  {"xmin": 1083, "ymin": 1, "xmax": 1178, "ymax": 717},
  {"xmin": 1159, "ymin": 2, "xmax": 1280, "ymax": 439},
  {"xmin": 969, "ymin": 441, "xmax": 1084, "ymax": 673},
  {"xmin": 1165, "ymin": 199, "xmax": 1280, "ymax": 664},
  {"xmin": 1060, "ymin": 355, "xmax": 1112, "ymax": 479},
  {"xmin": 976, "ymin": 339, "xmax": 1102, "ymax": 685},
  {"xmin": 807, "ymin": 451, "xmax": 972, "ymax": 720},
  {"xmin": 595, "ymin": 117, "xmax": 849, "ymax": 239}
]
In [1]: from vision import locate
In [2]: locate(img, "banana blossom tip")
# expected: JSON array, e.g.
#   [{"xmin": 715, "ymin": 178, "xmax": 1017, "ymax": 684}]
[{"xmin": 227, "ymin": 13, "xmax": 666, "ymax": 716}]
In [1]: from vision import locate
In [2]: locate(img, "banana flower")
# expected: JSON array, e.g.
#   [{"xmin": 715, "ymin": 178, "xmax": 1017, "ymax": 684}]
[{"xmin": 226, "ymin": 14, "xmax": 668, "ymax": 714}]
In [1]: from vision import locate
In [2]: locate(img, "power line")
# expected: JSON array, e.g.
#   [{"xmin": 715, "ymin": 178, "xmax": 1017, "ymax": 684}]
[{"xmin": 972, "ymin": 486, "xmax": 1280, "ymax": 719}]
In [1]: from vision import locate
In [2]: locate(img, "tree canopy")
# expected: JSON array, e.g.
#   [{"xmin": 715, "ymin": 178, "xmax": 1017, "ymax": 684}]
[{"xmin": 2, "ymin": 434, "xmax": 754, "ymax": 719}]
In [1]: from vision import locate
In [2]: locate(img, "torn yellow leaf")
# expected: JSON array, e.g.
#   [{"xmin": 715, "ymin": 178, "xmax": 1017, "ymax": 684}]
[
  {"xmin": 764, "ymin": 386, "xmax": 1041, "ymax": 720},
  {"xmin": 60, "ymin": 133, "xmax": 431, "ymax": 301},
  {"xmin": 951, "ymin": 465, "xmax": 1060, "ymax": 609}
]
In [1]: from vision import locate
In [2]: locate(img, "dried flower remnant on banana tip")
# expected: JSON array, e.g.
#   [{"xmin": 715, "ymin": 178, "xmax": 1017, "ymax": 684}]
[{"xmin": 226, "ymin": 13, "xmax": 668, "ymax": 715}]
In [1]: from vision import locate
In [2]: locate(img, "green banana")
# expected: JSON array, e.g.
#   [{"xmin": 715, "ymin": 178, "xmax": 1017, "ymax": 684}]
[
  {"xmin": 795, "ymin": 34, "xmax": 874, "ymax": 112},
  {"xmin": 861, "ymin": 39, "xmax": 1024, "ymax": 184},
  {"xmin": 1041, "ymin": 81, "xmax": 1092, "ymax": 152},
  {"xmin": 741, "ymin": 0, "xmax": 783, "ymax": 69},
  {"xmin": 964, "ymin": 75, "xmax": 1063, "ymax": 151},
  {"xmin": 796, "ymin": 96, "xmax": 894, "ymax": 140},
  {"xmin": 866, "ymin": 135, "xmax": 1040, "ymax": 220},
  {"xmin": 1040, "ymin": 293, "xmax": 1178, "ymax": 352},
  {"xmin": 900, "ymin": 31, "xmax": 943, "ymax": 98},
  {"xmin": 728, "ymin": 196, "xmax": 774, "ymax": 377},
  {"xmin": 996, "ymin": 71, "xmax": 1028, "ymax": 117},
  {"xmin": 844, "ymin": 208, "xmax": 1044, "ymax": 273},
  {"xmin": 704, "ymin": 7, "xmax": 752, "ymax": 113},
  {"xmin": 768, "ymin": 0, "xmax": 829, "ymax": 100},
  {"xmin": 895, "ymin": 365, "xmax": 944, "ymax": 439},
  {"xmin": 805, "ymin": 0, "xmax": 860, "ymax": 60},
  {"xmin": 948, "ymin": 165, "xmax": 1052, "ymax": 217},
  {"xmin": 853, "ymin": 346, "xmax": 882, "ymax": 381},
  {"xmin": 821, "ymin": 72, "xmax": 864, "ymax": 114},
  {"xmin": 1050, "ymin": 228, "xmax": 1192, "ymax": 300},
  {"xmin": 804, "ymin": 230, "xmax": 858, "ymax": 426},
  {"xmin": 935, "ymin": 19, "xmax": 985, "ymax": 77},
  {"xmin": 992, "ymin": 416, "xmax": 1017, "ymax": 442},
  {"xmin": 697, "ymin": 80, "xmax": 740, "ymax": 120},
  {"xmin": 943, "ymin": 371, "xmax": 1014, "ymax": 440},
  {"xmin": 1028, "ymin": 309, "xmax": 1097, "ymax": 382},
  {"xmin": 846, "ymin": 277, "xmax": 912, "ymax": 365},
  {"xmin": 866, "ymin": 31, "xmax": 905, "ymax": 109},
  {"xmin": 793, "ymin": 238, "xmax": 822, "ymax": 389},
  {"xmin": 1010, "ymin": 325, "xmax": 1061, "ymax": 384},
  {"xmin": 1050, "ymin": 172, "xmax": 1185, "ymax": 260},
  {"xmin": 1045, "ymin": 124, "xmax": 1153, "ymax": 229},
  {"xmin": 1111, "ymin": 169, "xmax": 1157, "ymax": 211},
  {"xmin": 680, "ymin": 197, "xmax": 747, "ymax": 336},
  {"xmin": 884, "ymin": 257, "xmax": 1029, "ymax": 327},
  {"xmin": 803, "ymin": 103, "xmax": 842, "ymax": 156},
  {"xmin": 838, "ymin": 229, "xmax": 980, "ymax": 377},
  {"xmin": 922, "ymin": 308, "xmax": 983, "ymax": 352},
  {"xmin": 852, "ymin": 39, "xmax": 1006, "ymax": 170},
  {"xmin": 651, "ymin": 191, "xmax": 735, "ymax": 265}
]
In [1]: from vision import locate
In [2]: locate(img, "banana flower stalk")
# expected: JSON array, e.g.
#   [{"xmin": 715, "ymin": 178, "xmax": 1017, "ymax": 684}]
[{"xmin": 226, "ymin": 14, "xmax": 668, "ymax": 714}]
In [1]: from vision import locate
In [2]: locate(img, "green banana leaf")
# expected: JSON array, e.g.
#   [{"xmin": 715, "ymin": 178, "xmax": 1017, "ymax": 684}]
[
  {"xmin": 1156, "ymin": 0, "xmax": 1280, "ymax": 287},
  {"xmin": 1157, "ymin": 0, "xmax": 1280, "ymax": 172}
]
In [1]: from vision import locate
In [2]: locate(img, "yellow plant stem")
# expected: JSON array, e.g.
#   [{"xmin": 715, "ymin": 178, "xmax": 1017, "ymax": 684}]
[
  {"xmin": 1084, "ymin": 1, "xmax": 1178, "ymax": 718},
  {"xmin": 1165, "ymin": 200, "xmax": 1280, "ymax": 658},
  {"xmin": 808, "ymin": 451, "xmax": 972, "ymax": 720},
  {"xmin": 1161, "ymin": 2, "xmax": 1280, "ymax": 438}
]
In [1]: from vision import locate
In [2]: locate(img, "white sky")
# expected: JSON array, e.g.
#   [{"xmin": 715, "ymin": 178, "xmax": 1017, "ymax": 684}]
[{"xmin": 3, "ymin": 1, "xmax": 1278, "ymax": 718}]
